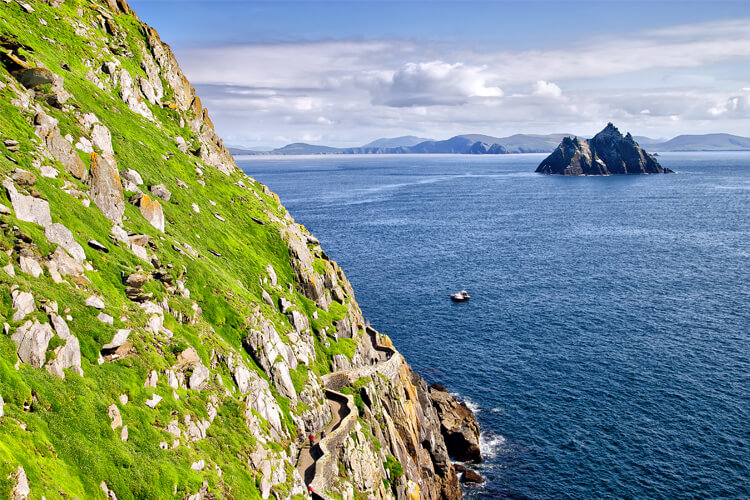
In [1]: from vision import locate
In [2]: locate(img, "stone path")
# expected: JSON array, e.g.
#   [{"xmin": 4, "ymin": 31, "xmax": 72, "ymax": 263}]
[
  {"xmin": 295, "ymin": 329, "xmax": 397, "ymax": 498},
  {"xmin": 297, "ymin": 397, "xmax": 345, "ymax": 485}
]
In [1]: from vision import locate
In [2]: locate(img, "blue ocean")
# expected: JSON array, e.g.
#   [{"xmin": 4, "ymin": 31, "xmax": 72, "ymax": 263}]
[{"xmin": 238, "ymin": 153, "xmax": 750, "ymax": 499}]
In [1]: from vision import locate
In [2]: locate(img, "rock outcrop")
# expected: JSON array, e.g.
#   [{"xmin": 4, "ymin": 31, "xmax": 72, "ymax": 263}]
[
  {"xmin": 89, "ymin": 152, "xmax": 125, "ymax": 223},
  {"xmin": 536, "ymin": 123, "xmax": 673, "ymax": 175},
  {"xmin": 429, "ymin": 384, "xmax": 482, "ymax": 463}
]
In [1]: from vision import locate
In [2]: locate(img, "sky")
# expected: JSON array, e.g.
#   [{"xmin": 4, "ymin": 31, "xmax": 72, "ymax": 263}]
[{"xmin": 130, "ymin": 0, "xmax": 750, "ymax": 148}]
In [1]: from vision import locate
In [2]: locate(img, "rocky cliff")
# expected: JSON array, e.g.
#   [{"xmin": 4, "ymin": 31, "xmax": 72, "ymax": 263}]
[
  {"xmin": 536, "ymin": 123, "xmax": 672, "ymax": 175},
  {"xmin": 0, "ymin": 1, "xmax": 474, "ymax": 498}
]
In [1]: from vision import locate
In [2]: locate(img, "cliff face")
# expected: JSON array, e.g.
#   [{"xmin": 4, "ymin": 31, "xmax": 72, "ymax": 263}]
[
  {"xmin": 0, "ymin": 1, "xmax": 467, "ymax": 498},
  {"xmin": 536, "ymin": 123, "xmax": 672, "ymax": 175}
]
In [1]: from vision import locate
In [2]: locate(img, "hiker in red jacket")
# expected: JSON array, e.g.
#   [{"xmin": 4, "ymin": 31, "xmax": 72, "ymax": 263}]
[{"xmin": 309, "ymin": 433, "xmax": 314, "ymax": 446}]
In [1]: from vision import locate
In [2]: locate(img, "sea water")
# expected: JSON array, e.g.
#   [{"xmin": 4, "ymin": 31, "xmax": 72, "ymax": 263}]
[{"xmin": 238, "ymin": 153, "xmax": 750, "ymax": 499}]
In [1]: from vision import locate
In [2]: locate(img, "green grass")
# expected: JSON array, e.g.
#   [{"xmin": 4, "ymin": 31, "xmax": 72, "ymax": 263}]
[
  {"xmin": 341, "ymin": 377, "xmax": 372, "ymax": 414},
  {"xmin": 0, "ymin": 0, "xmax": 375, "ymax": 497},
  {"xmin": 383, "ymin": 455, "xmax": 404, "ymax": 481}
]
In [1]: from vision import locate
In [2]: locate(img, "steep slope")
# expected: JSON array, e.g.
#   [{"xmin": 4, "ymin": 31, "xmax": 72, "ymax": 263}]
[
  {"xmin": 0, "ymin": 1, "xmax": 469, "ymax": 498},
  {"xmin": 536, "ymin": 123, "xmax": 672, "ymax": 175}
]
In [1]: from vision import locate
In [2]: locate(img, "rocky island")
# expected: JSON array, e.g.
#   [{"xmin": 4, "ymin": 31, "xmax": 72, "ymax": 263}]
[
  {"xmin": 0, "ymin": 0, "xmax": 479, "ymax": 498},
  {"xmin": 536, "ymin": 123, "xmax": 673, "ymax": 175}
]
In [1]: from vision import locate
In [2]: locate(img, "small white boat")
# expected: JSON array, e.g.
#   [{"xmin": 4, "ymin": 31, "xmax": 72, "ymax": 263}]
[{"xmin": 450, "ymin": 290, "xmax": 470, "ymax": 302}]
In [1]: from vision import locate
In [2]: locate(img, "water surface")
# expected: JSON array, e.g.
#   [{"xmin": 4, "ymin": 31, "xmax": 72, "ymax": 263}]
[{"xmin": 239, "ymin": 153, "xmax": 750, "ymax": 499}]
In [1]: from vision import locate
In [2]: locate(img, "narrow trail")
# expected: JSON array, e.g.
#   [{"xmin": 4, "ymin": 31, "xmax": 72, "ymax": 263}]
[
  {"xmin": 297, "ymin": 398, "xmax": 345, "ymax": 484},
  {"xmin": 295, "ymin": 328, "xmax": 397, "ymax": 498}
]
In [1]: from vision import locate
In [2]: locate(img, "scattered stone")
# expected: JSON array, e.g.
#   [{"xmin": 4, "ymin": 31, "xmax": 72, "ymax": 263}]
[
  {"xmin": 34, "ymin": 112, "xmax": 88, "ymax": 181},
  {"xmin": 150, "ymin": 184, "xmax": 171, "ymax": 201},
  {"xmin": 460, "ymin": 468, "xmax": 484, "ymax": 484},
  {"xmin": 175, "ymin": 177, "xmax": 188, "ymax": 189},
  {"xmin": 45, "ymin": 314, "xmax": 83, "ymax": 378},
  {"xmin": 90, "ymin": 152, "xmax": 125, "ymax": 224},
  {"xmin": 278, "ymin": 297, "xmax": 292, "ymax": 314},
  {"xmin": 14, "ymin": 67, "xmax": 54, "ymax": 89},
  {"xmin": 191, "ymin": 459, "xmax": 205, "ymax": 471},
  {"xmin": 213, "ymin": 213, "xmax": 225, "ymax": 222},
  {"xmin": 208, "ymin": 249, "xmax": 221, "ymax": 257},
  {"xmin": 145, "ymin": 394, "xmax": 162, "ymax": 409},
  {"xmin": 129, "ymin": 234, "xmax": 152, "ymax": 247},
  {"xmin": 97, "ymin": 312, "xmax": 114, "ymax": 325},
  {"xmin": 107, "ymin": 404, "xmax": 122, "ymax": 429},
  {"xmin": 46, "ymin": 260, "xmax": 62, "ymax": 283},
  {"xmin": 120, "ymin": 168, "xmax": 143, "ymax": 186},
  {"xmin": 102, "ymin": 328, "xmax": 130, "ymax": 352},
  {"xmin": 262, "ymin": 290, "xmax": 273, "ymax": 307},
  {"xmin": 10, "ymin": 466, "xmax": 30, "ymax": 500},
  {"xmin": 49, "ymin": 247, "xmax": 84, "ymax": 278},
  {"xmin": 177, "ymin": 349, "xmax": 198, "ymax": 367},
  {"xmin": 11, "ymin": 319, "xmax": 54, "ymax": 368},
  {"xmin": 191, "ymin": 203, "xmax": 199, "ymax": 213},
  {"xmin": 287, "ymin": 310, "xmax": 309, "ymax": 332},
  {"xmin": 189, "ymin": 364, "xmax": 210, "ymax": 390},
  {"xmin": 99, "ymin": 482, "xmax": 117, "ymax": 500},
  {"xmin": 11, "ymin": 290, "xmax": 35, "ymax": 322},
  {"xmin": 126, "ymin": 288, "xmax": 154, "ymax": 302},
  {"xmin": 0, "ymin": 203, "xmax": 11, "ymax": 215},
  {"xmin": 4, "ymin": 139, "xmax": 20, "ymax": 151},
  {"xmin": 0, "ymin": 394, "xmax": 4, "ymax": 418},
  {"xmin": 75, "ymin": 136, "xmax": 94, "ymax": 154},
  {"xmin": 174, "ymin": 136, "xmax": 188, "ymax": 153},
  {"xmin": 124, "ymin": 272, "xmax": 150, "ymax": 288},
  {"xmin": 139, "ymin": 76, "xmax": 157, "ymax": 105},
  {"xmin": 132, "ymin": 194, "xmax": 164, "ymax": 232},
  {"xmin": 121, "ymin": 425, "xmax": 128, "ymax": 441},
  {"xmin": 85, "ymin": 295, "xmax": 105, "ymax": 309},
  {"xmin": 91, "ymin": 123, "xmax": 115, "ymax": 159},
  {"xmin": 45, "ymin": 222, "xmax": 86, "ymax": 263},
  {"xmin": 19, "ymin": 255, "xmax": 43, "ymax": 278},
  {"xmin": 117, "ymin": 67, "xmax": 153, "ymax": 120},
  {"xmin": 40, "ymin": 165, "xmax": 58, "ymax": 178},
  {"xmin": 208, "ymin": 200, "xmax": 216, "ymax": 206},
  {"xmin": 11, "ymin": 168, "xmax": 36, "ymax": 186},
  {"xmin": 119, "ymin": 394, "xmax": 129, "ymax": 405},
  {"xmin": 3, "ymin": 179, "xmax": 51, "ymax": 227},
  {"xmin": 144, "ymin": 370, "xmax": 158, "ymax": 388},
  {"xmin": 140, "ymin": 301, "xmax": 163, "ymax": 334},
  {"xmin": 266, "ymin": 265, "xmax": 277, "ymax": 286},
  {"xmin": 88, "ymin": 239, "xmax": 109, "ymax": 252},
  {"xmin": 165, "ymin": 369, "xmax": 180, "ymax": 389},
  {"xmin": 182, "ymin": 242, "xmax": 198, "ymax": 258}
]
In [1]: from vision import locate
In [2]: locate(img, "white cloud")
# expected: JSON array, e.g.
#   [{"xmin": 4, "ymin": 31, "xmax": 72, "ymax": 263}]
[
  {"xmin": 532, "ymin": 80, "xmax": 562, "ymax": 97},
  {"xmin": 172, "ymin": 18, "xmax": 750, "ymax": 147},
  {"xmin": 368, "ymin": 61, "xmax": 502, "ymax": 107}
]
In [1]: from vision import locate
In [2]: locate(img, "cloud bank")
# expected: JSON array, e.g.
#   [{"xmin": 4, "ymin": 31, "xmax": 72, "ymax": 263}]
[{"xmin": 175, "ymin": 18, "xmax": 750, "ymax": 147}]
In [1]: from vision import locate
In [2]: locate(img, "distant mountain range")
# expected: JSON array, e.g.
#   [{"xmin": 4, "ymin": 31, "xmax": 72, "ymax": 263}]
[
  {"xmin": 648, "ymin": 134, "xmax": 750, "ymax": 152},
  {"xmin": 361, "ymin": 135, "xmax": 432, "ymax": 148},
  {"xmin": 228, "ymin": 132, "xmax": 750, "ymax": 156}
]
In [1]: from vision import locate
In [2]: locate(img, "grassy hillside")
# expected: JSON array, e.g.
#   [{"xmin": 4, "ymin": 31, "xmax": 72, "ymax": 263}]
[{"xmin": 0, "ymin": 0, "xmax": 371, "ymax": 497}]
